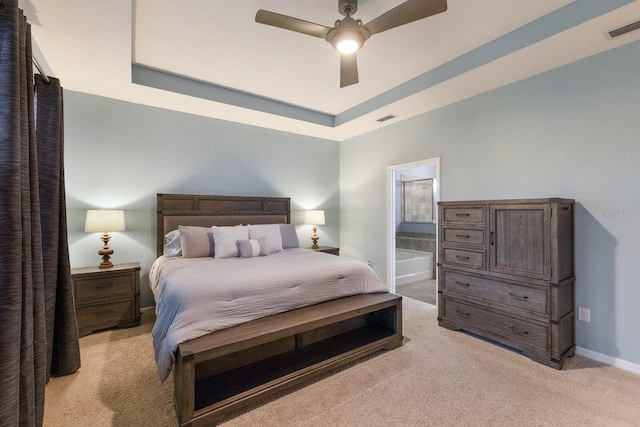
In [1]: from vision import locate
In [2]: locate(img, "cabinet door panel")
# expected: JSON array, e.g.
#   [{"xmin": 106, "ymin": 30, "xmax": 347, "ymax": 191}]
[{"xmin": 490, "ymin": 204, "xmax": 550, "ymax": 280}]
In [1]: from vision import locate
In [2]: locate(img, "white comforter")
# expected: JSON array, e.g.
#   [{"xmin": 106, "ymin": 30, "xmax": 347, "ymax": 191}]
[{"xmin": 149, "ymin": 248, "xmax": 388, "ymax": 381}]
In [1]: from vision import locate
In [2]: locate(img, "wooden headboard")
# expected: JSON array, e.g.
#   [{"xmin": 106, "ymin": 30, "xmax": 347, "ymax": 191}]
[{"xmin": 156, "ymin": 194, "xmax": 291, "ymax": 257}]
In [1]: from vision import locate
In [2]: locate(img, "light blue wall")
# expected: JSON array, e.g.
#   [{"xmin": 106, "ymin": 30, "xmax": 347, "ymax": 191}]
[
  {"xmin": 63, "ymin": 93, "xmax": 340, "ymax": 307},
  {"xmin": 340, "ymin": 40, "xmax": 640, "ymax": 366}
]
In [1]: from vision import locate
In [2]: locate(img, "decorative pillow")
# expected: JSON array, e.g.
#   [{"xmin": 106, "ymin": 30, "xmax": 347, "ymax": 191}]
[
  {"xmin": 212, "ymin": 225, "xmax": 249, "ymax": 259},
  {"xmin": 249, "ymin": 224, "xmax": 283, "ymax": 254},
  {"xmin": 179, "ymin": 225, "xmax": 214, "ymax": 258},
  {"xmin": 237, "ymin": 237, "xmax": 267, "ymax": 258},
  {"xmin": 163, "ymin": 229, "xmax": 182, "ymax": 257},
  {"xmin": 279, "ymin": 223, "xmax": 299, "ymax": 249}
]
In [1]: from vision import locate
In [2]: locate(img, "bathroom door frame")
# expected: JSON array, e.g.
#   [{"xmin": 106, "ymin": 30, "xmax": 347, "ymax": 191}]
[{"xmin": 386, "ymin": 157, "xmax": 440, "ymax": 297}]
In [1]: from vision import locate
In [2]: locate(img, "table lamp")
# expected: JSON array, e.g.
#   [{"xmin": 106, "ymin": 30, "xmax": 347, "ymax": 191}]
[
  {"xmin": 304, "ymin": 210, "xmax": 325, "ymax": 249},
  {"xmin": 84, "ymin": 209, "xmax": 125, "ymax": 269}
]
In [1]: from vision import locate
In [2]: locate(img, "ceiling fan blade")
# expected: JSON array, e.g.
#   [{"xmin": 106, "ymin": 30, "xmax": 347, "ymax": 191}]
[
  {"xmin": 340, "ymin": 53, "xmax": 359, "ymax": 88},
  {"xmin": 364, "ymin": 0, "xmax": 447, "ymax": 35},
  {"xmin": 255, "ymin": 10, "xmax": 332, "ymax": 39}
]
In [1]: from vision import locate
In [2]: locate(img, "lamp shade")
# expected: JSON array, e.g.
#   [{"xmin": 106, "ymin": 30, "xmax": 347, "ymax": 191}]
[
  {"xmin": 84, "ymin": 210, "xmax": 125, "ymax": 233},
  {"xmin": 304, "ymin": 210, "xmax": 325, "ymax": 226}
]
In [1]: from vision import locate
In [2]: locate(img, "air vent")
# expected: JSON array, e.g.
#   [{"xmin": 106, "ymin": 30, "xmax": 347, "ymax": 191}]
[
  {"xmin": 376, "ymin": 114, "xmax": 398, "ymax": 123},
  {"xmin": 609, "ymin": 20, "xmax": 640, "ymax": 38}
]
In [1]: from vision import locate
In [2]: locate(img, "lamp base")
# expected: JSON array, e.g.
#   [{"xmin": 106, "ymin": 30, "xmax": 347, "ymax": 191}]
[
  {"xmin": 98, "ymin": 256, "xmax": 114, "ymax": 269},
  {"xmin": 311, "ymin": 225, "xmax": 320, "ymax": 249},
  {"xmin": 98, "ymin": 232, "xmax": 114, "ymax": 269}
]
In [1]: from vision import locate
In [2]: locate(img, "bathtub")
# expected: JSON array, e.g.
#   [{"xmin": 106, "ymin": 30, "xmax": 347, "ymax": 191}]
[{"xmin": 396, "ymin": 249, "xmax": 433, "ymax": 285}]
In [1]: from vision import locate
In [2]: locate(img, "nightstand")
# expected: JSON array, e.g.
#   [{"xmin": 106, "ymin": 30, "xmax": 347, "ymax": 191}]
[
  {"xmin": 71, "ymin": 262, "xmax": 141, "ymax": 337},
  {"xmin": 312, "ymin": 246, "xmax": 340, "ymax": 256}
]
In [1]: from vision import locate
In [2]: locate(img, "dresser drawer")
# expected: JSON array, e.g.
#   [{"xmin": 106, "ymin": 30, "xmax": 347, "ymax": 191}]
[
  {"xmin": 444, "ymin": 299, "xmax": 548, "ymax": 351},
  {"xmin": 74, "ymin": 273, "xmax": 134, "ymax": 300},
  {"xmin": 442, "ymin": 206, "xmax": 485, "ymax": 224},
  {"xmin": 76, "ymin": 300, "xmax": 135, "ymax": 328},
  {"xmin": 442, "ymin": 227, "xmax": 485, "ymax": 246},
  {"xmin": 442, "ymin": 247, "xmax": 485, "ymax": 269},
  {"xmin": 442, "ymin": 270, "xmax": 548, "ymax": 315}
]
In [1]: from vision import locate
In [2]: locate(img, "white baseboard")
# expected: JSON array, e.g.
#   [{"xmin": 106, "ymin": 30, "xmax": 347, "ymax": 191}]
[{"xmin": 575, "ymin": 346, "xmax": 640, "ymax": 375}]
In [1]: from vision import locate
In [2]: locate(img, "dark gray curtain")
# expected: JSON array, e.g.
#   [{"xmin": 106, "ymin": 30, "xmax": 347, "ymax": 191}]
[
  {"xmin": 0, "ymin": 1, "xmax": 80, "ymax": 426},
  {"xmin": 35, "ymin": 76, "xmax": 81, "ymax": 380}
]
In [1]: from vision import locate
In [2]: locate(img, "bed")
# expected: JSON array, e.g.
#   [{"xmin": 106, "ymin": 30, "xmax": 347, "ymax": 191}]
[{"xmin": 152, "ymin": 193, "xmax": 403, "ymax": 426}]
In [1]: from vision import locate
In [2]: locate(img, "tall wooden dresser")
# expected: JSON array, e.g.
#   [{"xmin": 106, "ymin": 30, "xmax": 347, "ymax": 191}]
[{"xmin": 437, "ymin": 198, "xmax": 575, "ymax": 368}]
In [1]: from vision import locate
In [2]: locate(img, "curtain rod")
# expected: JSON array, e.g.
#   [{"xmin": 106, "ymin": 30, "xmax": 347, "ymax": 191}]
[{"xmin": 32, "ymin": 56, "xmax": 51, "ymax": 84}]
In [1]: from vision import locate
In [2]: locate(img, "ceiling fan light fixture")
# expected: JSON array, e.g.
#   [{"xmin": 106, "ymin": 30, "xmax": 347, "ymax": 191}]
[
  {"xmin": 326, "ymin": 13, "xmax": 369, "ymax": 55},
  {"xmin": 334, "ymin": 32, "xmax": 362, "ymax": 54}
]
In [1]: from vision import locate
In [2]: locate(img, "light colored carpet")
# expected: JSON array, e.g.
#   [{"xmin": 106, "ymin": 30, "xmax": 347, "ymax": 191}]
[{"xmin": 44, "ymin": 299, "xmax": 640, "ymax": 426}]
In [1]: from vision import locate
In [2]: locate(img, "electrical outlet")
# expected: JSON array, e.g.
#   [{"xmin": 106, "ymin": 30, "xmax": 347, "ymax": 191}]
[{"xmin": 578, "ymin": 307, "xmax": 590, "ymax": 322}]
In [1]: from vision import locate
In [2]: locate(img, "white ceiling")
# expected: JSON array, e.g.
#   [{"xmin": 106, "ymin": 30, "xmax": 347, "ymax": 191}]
[{"xmin": 21, "ymin": 0, "xmax": 640, "ymax": 141}]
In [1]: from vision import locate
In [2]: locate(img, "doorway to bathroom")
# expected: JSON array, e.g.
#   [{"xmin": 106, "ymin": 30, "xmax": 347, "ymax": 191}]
[{"xmin": 387, "ymin": 158, "xmax": 440, "ymax": 306}]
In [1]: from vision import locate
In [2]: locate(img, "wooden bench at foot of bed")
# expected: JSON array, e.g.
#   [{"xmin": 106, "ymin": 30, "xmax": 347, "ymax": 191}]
[{"xmin": 174, "ymin": 292, "xmax": 403, "ymax": 426}]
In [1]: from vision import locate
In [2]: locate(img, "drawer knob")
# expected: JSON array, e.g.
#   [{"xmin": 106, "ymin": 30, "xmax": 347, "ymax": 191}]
[
  {"xmin": 509, "ymin": 292, "xmax": 529, "ymax": 302},
  {"xmin": 95, "ymin": 310, "xmax": 114, "ymax": 317},
  {"xmin": 455, "ymin": 309, "xmax": 471, "ymax": 318},
  {"xmin": 455, "ymin": 213, "xmax": 470, "ymax": 218},
  {"xmin": 96, "ymin": 283, "xmax": 114, "ymax": 290},
  {"xmin": 509, "ymin": 325, "xmax": 529, "ymax": 336},
  {"xmin": 455, "ymin": 281, "xmax": 470, "ymax": 288},
  {"xmin": 455, "ymin": 255, "xmax": 470, "ymax": 261},
  {"xmin": 455, "ymin": 234, "xmax": 471, "ymax": 240}
]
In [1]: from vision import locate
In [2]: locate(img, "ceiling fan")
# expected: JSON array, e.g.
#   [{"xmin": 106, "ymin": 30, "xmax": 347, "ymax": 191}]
[{"xmin": 255, "ymin": 0, "xmax": 447, "ymax": 88}]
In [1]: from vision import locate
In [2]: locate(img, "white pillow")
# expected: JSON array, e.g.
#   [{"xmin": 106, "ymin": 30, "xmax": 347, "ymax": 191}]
[
  {"xmin": 211, "ymin": 225, "xmax": 249, "ymax": 259},
  {"xmin": 249, "ymin": 224, "xmax": 283, "ymax": 254}
]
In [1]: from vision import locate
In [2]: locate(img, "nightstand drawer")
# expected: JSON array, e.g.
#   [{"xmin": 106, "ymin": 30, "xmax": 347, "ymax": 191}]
[
  {"xmin": 76, "ymin": 300, "xmax": 135, "ymax": 329},
  {"xmin": 74, "ymin": 274, "xmax": 134, "ymax": 300}
]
